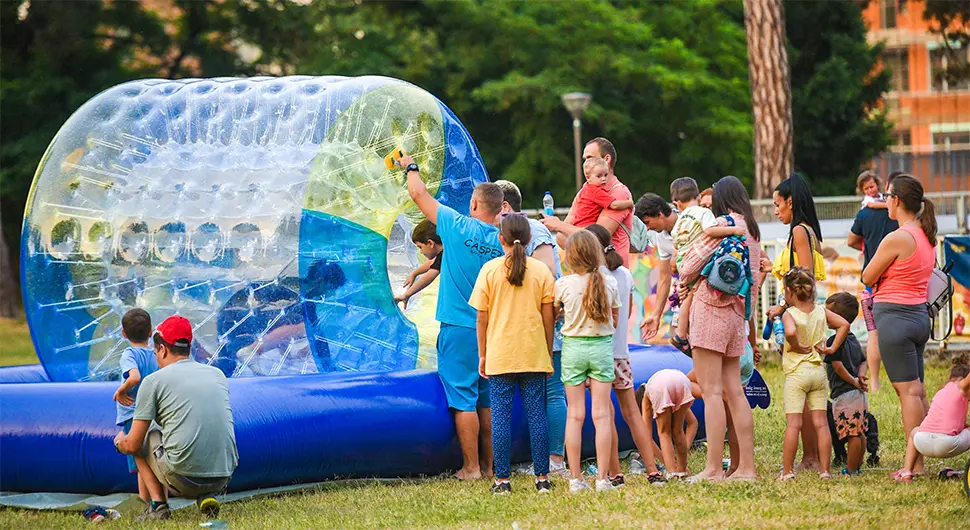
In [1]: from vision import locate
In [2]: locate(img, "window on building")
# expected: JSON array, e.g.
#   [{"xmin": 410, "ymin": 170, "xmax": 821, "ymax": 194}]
[
  {"xmin": 897, "ymin": 131, "xmax": 912, "ymax": 147},
  {"xmin": 933, "ymin": 131, "xmax": 970, "ymax": 151},
  {"xmin": 930, "ymin": 47, "xmax": 970, "ymax": 92},
  {"xmin": 883, "ymin": 49, "xmax": 909, "ymax": 92},
  {"xmin": 881, "ymin": 0, "xmax": 896, "ymax": 29}
]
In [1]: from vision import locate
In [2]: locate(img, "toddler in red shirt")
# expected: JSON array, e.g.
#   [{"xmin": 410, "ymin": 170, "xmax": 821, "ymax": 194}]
[{"xmin": 572, "ymin": 157, "xmax": 633, "ymax": 227}]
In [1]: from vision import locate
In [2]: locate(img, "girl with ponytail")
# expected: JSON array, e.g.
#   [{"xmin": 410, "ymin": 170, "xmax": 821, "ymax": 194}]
[
  {"xmin": 586, "ymin": 224, "xmax": 665, "ymax": 484},
  {"xmin": 862, "ymin": 174, "xmax": 938, "ymax": 477},
  {"xmin": 469, "ymin": 213, "xmax": 557, "ymax": 495},
  {"xmin": 555, "ymin": 230, "xmax": 622, "ymax": 492}
]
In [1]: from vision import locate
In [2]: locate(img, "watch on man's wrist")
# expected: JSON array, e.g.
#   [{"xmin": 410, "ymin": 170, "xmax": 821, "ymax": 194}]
[{"xmin": 405, "ymin": 163, "xmax": 420, "ymax": 174}]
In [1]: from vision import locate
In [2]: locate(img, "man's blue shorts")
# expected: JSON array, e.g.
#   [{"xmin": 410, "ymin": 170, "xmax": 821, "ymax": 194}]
[
  {"xmin": 437, "ymin": 324, "xmax": 489, "ymax": 412},
  {"xmin": 121, "ymin": 418, "xmax": 137, "ymax": 473}
]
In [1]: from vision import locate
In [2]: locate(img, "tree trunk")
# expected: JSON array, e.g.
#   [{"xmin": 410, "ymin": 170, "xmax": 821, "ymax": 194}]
[
  {"xmin": 0, "ymin": 221, "xmax": 21, "ymax": 318},
  {"xmin": 744, "ymin": 0, "xmax": 794, "ymax": 198}
]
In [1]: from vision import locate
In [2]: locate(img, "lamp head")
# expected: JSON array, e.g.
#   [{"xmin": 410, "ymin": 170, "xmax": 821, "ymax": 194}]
[{"xmin": 561, "ymin": 92, "xmax": 592, "ymax": 119}]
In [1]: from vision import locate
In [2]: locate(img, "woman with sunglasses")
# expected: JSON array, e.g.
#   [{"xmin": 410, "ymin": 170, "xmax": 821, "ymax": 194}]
[{"xmin": 862, "ymin": 175, "xmax": 937, "ymax": 476}]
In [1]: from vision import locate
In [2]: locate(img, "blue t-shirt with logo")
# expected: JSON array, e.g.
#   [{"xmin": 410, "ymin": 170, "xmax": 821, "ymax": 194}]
[
  {"xmin": 526, "ymin": 218, "xmax": 563, "ymax": 351},
  {"xmin": 116, "ymin": 346, "xmax": 159, "ymax": 425},
  {"xmin": 435, "ymin": 205, "xmax": 502, "ymax": 328}
]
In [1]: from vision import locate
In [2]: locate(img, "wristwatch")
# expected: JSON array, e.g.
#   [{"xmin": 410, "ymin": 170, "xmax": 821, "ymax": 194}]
[{"xmin": 404, "ymin": 163, "xmax": 420, "ymax": 174}]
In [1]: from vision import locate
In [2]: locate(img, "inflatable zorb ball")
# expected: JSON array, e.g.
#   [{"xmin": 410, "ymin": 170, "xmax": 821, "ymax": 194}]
[{"xmin": 20, "ymin": 76, "xmax": 487, "ymax": 382}]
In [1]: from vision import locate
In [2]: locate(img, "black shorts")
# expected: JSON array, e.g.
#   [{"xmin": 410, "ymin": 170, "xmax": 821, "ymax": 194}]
[{"xmin": 872, "ymin": 302, "xmax": 930, "ymax": 384}]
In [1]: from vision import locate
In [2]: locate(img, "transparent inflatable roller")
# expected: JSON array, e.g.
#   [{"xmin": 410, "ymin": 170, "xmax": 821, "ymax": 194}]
[{"xmin": 20, "ymin": 76, "xmax": 488, "ymax": 382}]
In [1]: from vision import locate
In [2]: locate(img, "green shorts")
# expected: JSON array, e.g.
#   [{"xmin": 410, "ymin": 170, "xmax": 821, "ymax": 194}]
[{"xmin": 561, "ymin": 336, "xmax": 615, "ymax": 387}]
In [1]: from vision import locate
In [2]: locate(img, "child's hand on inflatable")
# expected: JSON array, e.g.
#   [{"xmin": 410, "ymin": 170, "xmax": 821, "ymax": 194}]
[
  {"xmin": 113, "ymin": 386, "xmax": 133, "ymax": 407},
  {"xmin": 394, "ymin": 292, "xmax": 410, "ymax": 309},
  {"xmin": 402, "ymin": 272, "xmax": 416, "ymax": 289}
]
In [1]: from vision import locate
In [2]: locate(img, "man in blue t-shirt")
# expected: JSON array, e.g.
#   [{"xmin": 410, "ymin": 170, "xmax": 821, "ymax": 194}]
[
  {"xmin": 399, "ymin": 153, "xmax": 503, "ymax": 481},
  {"xmin": 847, "ymin": 170, "xmax": 900, "ymax": 392}
]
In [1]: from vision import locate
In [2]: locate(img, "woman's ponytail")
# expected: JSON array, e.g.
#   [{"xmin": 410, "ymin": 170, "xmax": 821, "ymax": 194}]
[
  {"xmin": 919, "ymin": 197, "xmax": 938, "ymax": 247},
  {"xmin": 500, "ymin": 214, "xmax": 531, "ymax": 286}
]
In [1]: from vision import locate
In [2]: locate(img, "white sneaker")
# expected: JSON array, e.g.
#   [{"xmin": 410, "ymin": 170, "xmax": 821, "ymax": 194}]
[
  {"xmin": 549, "ymin": 459, "xmax": 568, "ymax": 477},
  {"xmin": 595, "ymin": 478, "xmax": 615, "ymax": 492},
  {"xmin": 568, "ymin": 478, "xmax": 591, "ymax": 493}
]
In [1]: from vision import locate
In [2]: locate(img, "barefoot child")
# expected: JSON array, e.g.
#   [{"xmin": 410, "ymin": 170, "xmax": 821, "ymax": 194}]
[
  {"xmin": 822, "ymin": 292, "xmax": 870, "ymax": 475},
  {"xmin": 570, "ymin": 157, "xmax": 634, "ymax": 227},
  {"xmin": 112, "ymin": 308, "xmax": 159, "ymax": 503},
  {"xmin": 893, "ymin": 356, "xmax": 970, "ymax": 483},
  {"xmin": 640, "ymin": 369, "xmax": 695, "ymax": 478},
  {"xmin": 857, "ymin": 170, "xmax": 887, "ymax": 210},
  {"xmin": 470, "ymin": 214, "xmax": 555, "ymax": 495},
  {"xmin": 585, "ymin": 224, "xmax": 663, "ymax": 486},
  {"xmin": 556, "ymin": 230, "xmax": 621, "ymax": 493},
  {"xmin": 395, "ymin": 220, "xmax": 442, "ymax": 308},
  {"xmin": 668, "ymin": 177, "xmax": 745, "ymax": 354},
  {"xmin": 779, "ymin": 267, "xmax": 850, "ymax": 480}
]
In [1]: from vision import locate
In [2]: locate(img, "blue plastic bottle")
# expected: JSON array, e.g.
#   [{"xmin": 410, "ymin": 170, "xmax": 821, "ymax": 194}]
[
  {"xmin": 542, "ymin": 192, "xmax": 555, "ymax": 217},
  {"xmin": 772, "ymin": 316, "xmax": 785, "ymax": 347}
]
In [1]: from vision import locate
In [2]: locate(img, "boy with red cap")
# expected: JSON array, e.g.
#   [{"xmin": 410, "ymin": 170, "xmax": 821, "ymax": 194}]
[{"xmin": 114, "ymin": 315, "xmax": 238, "ymax": 521}]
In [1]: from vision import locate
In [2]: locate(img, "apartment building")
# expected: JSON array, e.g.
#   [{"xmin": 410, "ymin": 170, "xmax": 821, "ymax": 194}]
[{"xmin": 863, "ymin": 0, "xmax": 969, "ymax": 191}]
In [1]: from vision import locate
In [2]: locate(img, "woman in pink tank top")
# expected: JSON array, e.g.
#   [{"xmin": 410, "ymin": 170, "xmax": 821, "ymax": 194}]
[{"xmin": 862, "ymin": 175, "xmax": 938, "ymax": 476}]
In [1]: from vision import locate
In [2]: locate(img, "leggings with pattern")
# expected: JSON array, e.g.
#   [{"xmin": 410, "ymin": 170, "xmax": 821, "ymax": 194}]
[{"xmin": 490, "ymin": 372, "xmax": 550, "ymax": 479}]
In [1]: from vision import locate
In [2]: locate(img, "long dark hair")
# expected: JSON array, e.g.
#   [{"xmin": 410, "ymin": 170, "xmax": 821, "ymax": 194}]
[
  {"xmin": 891, "ymin": 174, "xmax": 937, "ymax": 246},
  {"xmin": 712, "ymin": 175, "xmax": 761, "ymax": 241},
  {"xmin": 585, "ymin": 224, "xmax": 622, "ymax": 271},
  {"xmin": 499, "ymin": 214, "xmax": 531, "ymax": 286},
  {"xmin": 775, "ymin": 173, "xmax": 822, "ymax": 243}
]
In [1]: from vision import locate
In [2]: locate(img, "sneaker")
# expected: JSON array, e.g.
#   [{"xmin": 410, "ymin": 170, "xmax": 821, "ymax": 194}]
[
  {"xmin": 609, "ymin": 474, "xmax": 625, "ymax": 488},
  {"xmin": 535, "ymin": 479, "xmax": 552, "ymax": 493},
  {"xmin": 866, "ymin": 453, "xmax": 880, "ymax": 467},
  {"xmin": 629, "ymin": 454, "xmax": 646, "ymax": 475},
  {"xmin": 489, "ymin": 480, "xmax": 512, "ymax": 495},
  {"xmin": 198, "ymin": 496, "xmax": 220, "ymax": 519},
  {"xmin": 595, "ymin": 478, "xmax": 615, "ymax": 492},
  {"xmin": 135, "ymin": 503, "xmax": 171, "ymax": 521},
  {"xmin": 549, "ymin": 459, "xmax": 568, "ymax": 477},
  {"xmin": 569, "ymin": 478, "xmax": 591, "ymax": 493},
  {"xmin": 840, "ymin": 467, "xmax": 861, "ymax": 477}
]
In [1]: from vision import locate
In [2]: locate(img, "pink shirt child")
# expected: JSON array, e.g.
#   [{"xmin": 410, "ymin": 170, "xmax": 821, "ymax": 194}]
[{"xmin": 920, "ymin": 382, "xmax": 970, "ymax": 436}]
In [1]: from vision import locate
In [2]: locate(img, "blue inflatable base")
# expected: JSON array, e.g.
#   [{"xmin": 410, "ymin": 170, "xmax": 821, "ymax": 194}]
[{"xmin": 0, "ymin": 345, "xmax": 767, "ymax": 494}]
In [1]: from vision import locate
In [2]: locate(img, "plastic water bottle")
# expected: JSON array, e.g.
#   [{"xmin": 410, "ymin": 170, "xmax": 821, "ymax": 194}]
[
  {"xmin": 542, "ymin": 192, "xmax": 555, "ymax": 217},
  {"xmin": 772, "ymin": 316, "xmax": 785, "ymax": 347}
]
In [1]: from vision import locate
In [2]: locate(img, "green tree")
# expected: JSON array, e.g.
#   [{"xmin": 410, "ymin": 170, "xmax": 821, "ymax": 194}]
[{"xmin": 786, "ymin": 0, "xmax": 892, "ymax": 195}]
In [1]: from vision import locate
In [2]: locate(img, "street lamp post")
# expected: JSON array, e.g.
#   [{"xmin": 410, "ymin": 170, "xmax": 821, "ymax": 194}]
[{"xmin": 562, "ymin": 92, "xmax": 592, "ymax": 192}]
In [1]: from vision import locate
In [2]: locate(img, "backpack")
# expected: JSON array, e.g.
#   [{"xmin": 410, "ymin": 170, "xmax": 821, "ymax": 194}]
[
  {"xmin": 700, "ymin": 216, "xmax": 753, "ymax": 318},
  {"xmin": 927, "ymin": 261, "xmax": 954, "ymax": 341},
  {"xmin": 618, "ymin": 215, "xmax": 651, "ymax": 254}
]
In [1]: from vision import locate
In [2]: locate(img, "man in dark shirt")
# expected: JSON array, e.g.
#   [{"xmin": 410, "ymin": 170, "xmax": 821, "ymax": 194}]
[{"xmin": 847, "ymin": 171, "xmax": 901, "ymax": 392}]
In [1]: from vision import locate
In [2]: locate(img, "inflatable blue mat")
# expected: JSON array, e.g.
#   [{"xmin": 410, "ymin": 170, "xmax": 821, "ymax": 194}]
[{"xmin": 0, "ymin": 345, "xmax": 775, "ymax": 494}]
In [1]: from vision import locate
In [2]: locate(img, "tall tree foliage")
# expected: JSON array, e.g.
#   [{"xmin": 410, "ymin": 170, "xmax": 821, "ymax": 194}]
[{"xmin": 786, "ymin": 0, "xmax": 892, "ymax": 195}]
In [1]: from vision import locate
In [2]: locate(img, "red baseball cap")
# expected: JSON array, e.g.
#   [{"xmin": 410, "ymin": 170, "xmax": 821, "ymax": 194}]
[{"xmin": 155, "ymin": 315, "xmax": 193, "ymax": 347}]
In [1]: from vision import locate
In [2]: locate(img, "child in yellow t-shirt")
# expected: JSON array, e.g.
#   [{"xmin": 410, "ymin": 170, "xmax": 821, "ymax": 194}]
[
  {"xmin": 469, "ymin": 213, "xmax": 556, "ymax": 495},
  {"xmin": 778, "ymin": 267, "xmax": 850, "ymax": 481}
]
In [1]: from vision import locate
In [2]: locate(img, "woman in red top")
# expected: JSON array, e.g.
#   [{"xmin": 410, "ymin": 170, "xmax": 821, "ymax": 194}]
[{"xmin": 862, "ymin": 175, "xmax": 938, "ymax": 474}]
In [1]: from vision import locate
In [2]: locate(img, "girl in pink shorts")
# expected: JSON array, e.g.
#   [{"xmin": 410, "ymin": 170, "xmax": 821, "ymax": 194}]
[{"xmin": 641, "ymin": 369, "xmax": 695, "ymax": 479}]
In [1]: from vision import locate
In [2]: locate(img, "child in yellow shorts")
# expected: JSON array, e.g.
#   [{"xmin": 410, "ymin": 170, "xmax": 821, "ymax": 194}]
[{"xmin": 778, "ymin": 267, "xmax": 850, "ymax": 481}]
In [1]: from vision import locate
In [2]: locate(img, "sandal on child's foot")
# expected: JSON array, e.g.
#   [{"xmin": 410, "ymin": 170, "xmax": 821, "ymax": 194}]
[
  {"xmin": 777, "ymin": 472, "xmax": 796, "ymax": 482},
  {"xmin": 891, "ymin": 470, "xmax": 914, "ymax": 483},
  {"xmin": 670, "ymin": 334, "xmax": 692, "ymax": 357},
  {"xmin": 819, "ymin": 472, "xmax": 832, "ymax": 480},
  {"xmin": 647, "ymin": 471, "xmax": 667, "ymax": 484}
]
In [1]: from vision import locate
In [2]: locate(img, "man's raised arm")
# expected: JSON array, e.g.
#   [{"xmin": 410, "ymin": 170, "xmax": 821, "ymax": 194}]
[{"xmin": 399, "ymin": 155, "xmax": 439, "ymax": 224}]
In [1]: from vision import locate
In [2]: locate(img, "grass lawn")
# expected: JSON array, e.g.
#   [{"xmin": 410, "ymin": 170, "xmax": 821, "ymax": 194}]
[
  {"xmin": 0, "ymin": 320, "xmax": 968, "ymax": 528},
  {"xmin": 0, "ymin": 318, "xmax": 38, "ymax": 366}
]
